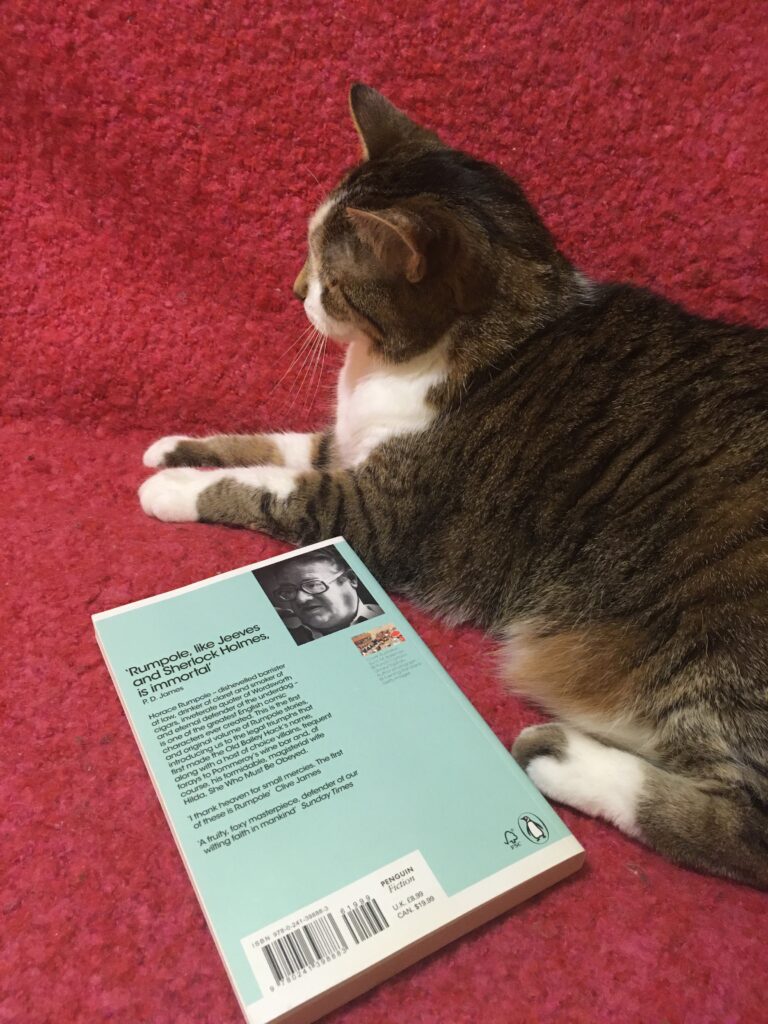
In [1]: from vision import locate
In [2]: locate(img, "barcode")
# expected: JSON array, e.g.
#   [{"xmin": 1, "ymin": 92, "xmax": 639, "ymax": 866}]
[
  {"xmin": 260, "ymin": 912, "xmax": 348, "ymax": 986},
  {"xmin": 341, "ymin": 898, "xmax": 389, "ymax": 944}
]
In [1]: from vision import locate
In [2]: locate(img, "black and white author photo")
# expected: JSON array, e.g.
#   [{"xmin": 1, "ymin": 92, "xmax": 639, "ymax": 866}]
[{"xmin": 253, "ymin": 546, "xmax": 383, "ymax": 646}]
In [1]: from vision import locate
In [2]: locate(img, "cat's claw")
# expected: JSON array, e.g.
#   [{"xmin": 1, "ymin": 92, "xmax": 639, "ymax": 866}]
[{"xmin": 143, "ymin": 435, "xmax": 194, "ymax": 468}]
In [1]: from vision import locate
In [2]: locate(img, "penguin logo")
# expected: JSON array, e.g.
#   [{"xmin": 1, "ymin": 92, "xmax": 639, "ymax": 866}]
[{"xmin": 518, "ymin": 813, "xmax": 549, "ymax": 844}]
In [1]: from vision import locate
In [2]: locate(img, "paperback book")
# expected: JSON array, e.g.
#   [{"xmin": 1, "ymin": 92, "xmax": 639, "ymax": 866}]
[{"xmin": 93, "ymin": 538, "xmax": 584, "ymax": 1024}]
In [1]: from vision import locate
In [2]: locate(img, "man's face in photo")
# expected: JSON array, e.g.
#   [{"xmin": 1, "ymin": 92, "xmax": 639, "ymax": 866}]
[{"xmin": 274, "ymin": 558, "xmax": 360, "ymax": 634}]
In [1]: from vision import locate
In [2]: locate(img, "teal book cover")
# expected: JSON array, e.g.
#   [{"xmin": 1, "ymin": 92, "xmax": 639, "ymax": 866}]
[{"xmin": 93, "ymin": 538, "xmax": 584, "ymax": 1024}]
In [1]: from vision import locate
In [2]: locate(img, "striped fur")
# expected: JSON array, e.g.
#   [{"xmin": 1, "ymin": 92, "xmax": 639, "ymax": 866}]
[{"xmin": 141, "ymin": 86, "xmax": 768, "ymax": 887}]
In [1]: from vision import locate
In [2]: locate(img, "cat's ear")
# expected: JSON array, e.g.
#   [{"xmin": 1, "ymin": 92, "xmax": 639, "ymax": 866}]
[
  {"xmin": 348, "ymin": 84, "xmax": 442, "ymax": 160},
  {"xmin": 346, "ymin": 206, "xmax": 427, "ymax": 283},
  {"xmin": 347, "ymin": 202, "xmax": 493, "ymax": 308}
]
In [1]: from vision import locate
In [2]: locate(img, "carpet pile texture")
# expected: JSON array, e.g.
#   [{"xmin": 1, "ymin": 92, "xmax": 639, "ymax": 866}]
[{"xmin": 3, "ymin": 2, "xmax": 766, "ymax": 1022}]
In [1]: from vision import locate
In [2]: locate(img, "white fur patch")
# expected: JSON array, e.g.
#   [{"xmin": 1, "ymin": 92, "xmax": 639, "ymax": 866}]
[
  {"xmin": 142, "ymin": 435, "xmax": 194, "ymax": 468},
  {"xmin": 574, "ymin": 270, "xmax": 599, "ymax": 302},
  {"xmin": 304, "ymin": 275, "xmax": 365, "ymax": 343},
  {"xmin": 334, "ymin": 339, "xmax": 450, "ymax": 467},
  {"xmin": 308, "ymin": 198, "xmax": 335, "ymax": 236},
  {"xmin": 522, "ymin": 725, "xmax": 646, "ymax": 838},
  {"xmin": 139, "ymin": 467, "xmax": 212, "ymax": 521},
  {"xmin": 304, "ymin": 276, "xmax": 327, "ymax": 333},
  {"xmin": 139, "ymin": 467, "xmax": 299, "ymax": 522},
  {"xmin": 226, "ymin": 466, "xmax": 300, "ymax": 499},
  {"xmin": 268, "ymin": 432, "xmax": 315, "ymax": 469}
]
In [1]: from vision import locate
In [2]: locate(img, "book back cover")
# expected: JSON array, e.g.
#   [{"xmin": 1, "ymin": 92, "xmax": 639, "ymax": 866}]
[{"xmin": 93, "ymin": 538, "xmax": 584, "ymax": 1024}]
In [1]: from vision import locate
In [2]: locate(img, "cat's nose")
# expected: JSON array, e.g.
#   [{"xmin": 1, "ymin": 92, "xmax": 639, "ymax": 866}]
[{"xmin": 293, "ymin": 262, "xmax": 310, "ymax": 301}]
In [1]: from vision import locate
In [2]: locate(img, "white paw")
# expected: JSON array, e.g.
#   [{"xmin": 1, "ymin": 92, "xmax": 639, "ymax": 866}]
[
  {"xmin": 139, "ymin": 468, "xmax": 216, "ymax": 522},
  {"xmin": 139, "ymin": 466, "xmax": 300, "ymax": 523},
  {"xmin": 268, "ymin": 432, "xmax": 315, "ymax": 469},
  {"xmin": 525, "ymin": 728, "xmax": 645, "ymax": 838},
  {"xmin": 143, "ymin": 435, "xmax": 194, "ymax": 468}
]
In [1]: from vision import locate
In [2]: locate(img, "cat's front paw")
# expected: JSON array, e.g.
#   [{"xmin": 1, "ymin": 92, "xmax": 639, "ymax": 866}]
[
  {"xmin": 143, "ymin": 436, "xmax": 194, "ymax": 468},
  {"xmin": 139, "ymin": 466, "xmax": 299, "ymax": 525},
  {"xmin": 511, "ymin": 723, "xmax": 568, "ymax": 770},
  {"xmin": 139, "ymin": 468, "xmax": 214, "ymax": 522}
]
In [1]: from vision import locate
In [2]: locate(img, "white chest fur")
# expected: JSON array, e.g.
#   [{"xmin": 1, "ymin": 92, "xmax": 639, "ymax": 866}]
[{"xmin": 334, "ymin": 340, "xmax": 450, "ymax": 468}]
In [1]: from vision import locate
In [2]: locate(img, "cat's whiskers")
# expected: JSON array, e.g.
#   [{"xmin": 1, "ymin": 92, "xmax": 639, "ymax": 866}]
[
  {"xmin": 291, "ymin": 329, "xmax": 323, "ymax": 412},
  {"xmin": 269, "ymin": 328, "xmax": 322, "ymax": 422},
  {"xmin": 283, "ymin": 322, "xmax": 316, "ymax": 355},
  {"xmin": 305, "ymin": 331, "xmax": 328, "ymax": 413},
  {"xmin": 308, "ymin": 331, "xmax": 328, "ymax": 409},
  {"xmin": 294, "ymin": 329, "xmax": 319, "ymax": 409},
  {"xmin": 268, "ymin": 324, "xmax": 317, "ymax": 396},
  {"xmin": 301, "ymin": 163, "xmax": 322, "ymax": 189}
]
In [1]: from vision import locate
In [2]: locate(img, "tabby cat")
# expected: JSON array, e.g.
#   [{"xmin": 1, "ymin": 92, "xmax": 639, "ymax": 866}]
[{"xmin": 140, "ymin": 85, "xmax": 768, "ymax": 887}]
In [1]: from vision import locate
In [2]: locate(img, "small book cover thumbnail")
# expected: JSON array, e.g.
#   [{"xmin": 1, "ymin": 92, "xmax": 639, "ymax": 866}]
[{"xmin": 93, "ymin": 538, "xmax": 585, "ymax": 1024}]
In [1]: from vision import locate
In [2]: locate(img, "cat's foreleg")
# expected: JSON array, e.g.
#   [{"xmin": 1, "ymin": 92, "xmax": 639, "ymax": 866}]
[
  {"xmin": 512, "ymin": 723, "xmax": 768, "ymax": 887},
  {"xmin": 138, "ymin": 462, "xmax": 382, "ymax": 562},
  {"xmin": 142, "ymin": 431, "xmax": 333, "ymax": 469}
]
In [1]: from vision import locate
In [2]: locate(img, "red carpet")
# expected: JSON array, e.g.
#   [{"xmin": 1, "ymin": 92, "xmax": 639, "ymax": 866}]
[{"xmin": 4, "ymin": 3, "xmax": 767, "ymax": 1022}]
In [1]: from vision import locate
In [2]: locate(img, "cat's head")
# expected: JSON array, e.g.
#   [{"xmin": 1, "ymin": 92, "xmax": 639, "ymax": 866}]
[{"xmin": 295, "ymin": 85, "xmax": 573, "ymax": 364}]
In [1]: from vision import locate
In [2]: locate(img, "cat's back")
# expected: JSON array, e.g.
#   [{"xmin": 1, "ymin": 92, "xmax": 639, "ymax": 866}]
[
  {"xmin": 413, "ymin": 282, "xmax": 768, "ymax": 625},
  {"xmin": 453, "ymin": 282, "xmax": 768, "ymax": 483}
]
